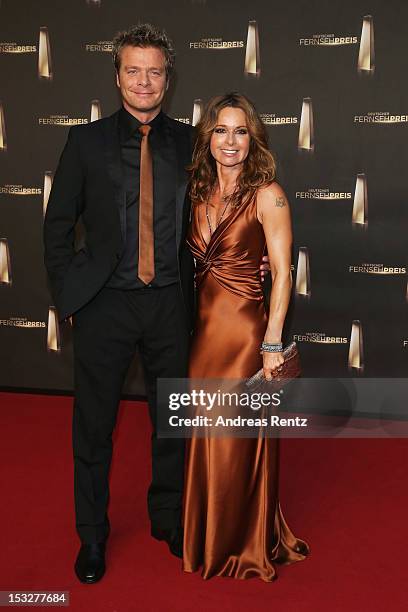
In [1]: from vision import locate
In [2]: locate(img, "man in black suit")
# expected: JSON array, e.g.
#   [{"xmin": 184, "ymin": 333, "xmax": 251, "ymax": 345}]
[{"xmin": 44, "ymin": 24, "xmax": 194, "ymax": 583}]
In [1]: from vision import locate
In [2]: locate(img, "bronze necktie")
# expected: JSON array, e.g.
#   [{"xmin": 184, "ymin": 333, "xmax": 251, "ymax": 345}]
[{"xmin": 138, "ymin": 124, "xmax": 155, "ymax": 284}]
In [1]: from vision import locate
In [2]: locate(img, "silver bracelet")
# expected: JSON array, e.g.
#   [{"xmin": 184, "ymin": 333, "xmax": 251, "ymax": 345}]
[{"xmin": 261, "ymin": 342, "xmax": 283, "ymax": 353}]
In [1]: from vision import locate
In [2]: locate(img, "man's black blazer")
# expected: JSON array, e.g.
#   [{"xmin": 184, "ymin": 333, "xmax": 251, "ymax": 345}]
[{"xmin": 43, "ymin": 110, "xmax": 196, "ymax": 327}]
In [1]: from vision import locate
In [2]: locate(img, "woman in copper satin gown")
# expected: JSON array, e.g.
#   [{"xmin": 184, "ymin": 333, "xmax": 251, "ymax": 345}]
[{"xmin": 182, "ymin": 93, "xmax": 309, "ymax": 582}]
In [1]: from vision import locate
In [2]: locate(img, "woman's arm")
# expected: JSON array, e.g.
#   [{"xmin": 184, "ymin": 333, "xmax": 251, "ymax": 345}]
[{"xmin": 257, "ymin": 182, "xmax": 293, "ymax": 381}]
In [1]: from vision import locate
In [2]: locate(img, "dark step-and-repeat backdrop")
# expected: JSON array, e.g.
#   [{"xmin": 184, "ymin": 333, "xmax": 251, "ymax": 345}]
[{"xmin": 0, "ymin": 0, "xmax": 407, "ymax": 398}]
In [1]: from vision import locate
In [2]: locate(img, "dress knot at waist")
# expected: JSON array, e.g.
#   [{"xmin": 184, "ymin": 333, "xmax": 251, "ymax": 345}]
[{"xmin": 194, "ymin": 258, "xmax": 264, "ymax": 301}]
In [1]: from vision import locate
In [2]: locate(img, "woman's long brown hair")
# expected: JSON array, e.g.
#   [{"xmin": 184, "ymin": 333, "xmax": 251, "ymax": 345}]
[{"xmin": 189, "ymin": 92, "xmax": 277, "ymax": 208}]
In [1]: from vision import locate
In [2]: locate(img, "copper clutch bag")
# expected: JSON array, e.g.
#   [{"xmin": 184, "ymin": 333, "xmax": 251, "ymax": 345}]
[{"xmin": 245, "ymin": 341, "xmax": 301, "ymax": 391}]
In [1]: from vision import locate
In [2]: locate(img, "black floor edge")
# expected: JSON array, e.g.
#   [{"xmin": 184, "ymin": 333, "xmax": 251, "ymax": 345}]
[{"xmin": 0, "ymin": 386, "xmax": 147, "ymax": 402}]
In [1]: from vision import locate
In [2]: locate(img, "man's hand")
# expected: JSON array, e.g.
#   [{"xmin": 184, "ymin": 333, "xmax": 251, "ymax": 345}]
[{"xmin": 259, "ymin": 254, "xmax": 270, "ymax": 282}]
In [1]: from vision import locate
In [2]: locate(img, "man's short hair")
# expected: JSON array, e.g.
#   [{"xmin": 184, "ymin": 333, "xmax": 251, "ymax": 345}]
[{"xmin": 112, "ymin": 23, "xmax": 175, "ymax": 78}]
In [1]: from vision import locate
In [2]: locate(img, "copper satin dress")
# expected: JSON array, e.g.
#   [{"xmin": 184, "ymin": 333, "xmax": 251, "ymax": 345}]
[{"xmin": 182, "ymin": 191, "xmax": 310, "ymax": 582}]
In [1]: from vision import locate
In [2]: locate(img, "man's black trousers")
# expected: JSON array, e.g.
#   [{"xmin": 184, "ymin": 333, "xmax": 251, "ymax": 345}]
[{"xmin": 71, "ymin": 283, "xmax": 190, "ymax": 544}]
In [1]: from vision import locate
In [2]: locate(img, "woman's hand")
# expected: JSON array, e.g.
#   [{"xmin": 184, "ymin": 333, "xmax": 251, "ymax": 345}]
[{"xmin": 262, "ymin": 350, "xmax": 284, "ymax": 381}]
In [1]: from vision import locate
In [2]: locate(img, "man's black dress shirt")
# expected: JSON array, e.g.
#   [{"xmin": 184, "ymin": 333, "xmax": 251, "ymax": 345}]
[{"xmin": 107, "ymin": 106, "xmax": 179, "ymax": 289}]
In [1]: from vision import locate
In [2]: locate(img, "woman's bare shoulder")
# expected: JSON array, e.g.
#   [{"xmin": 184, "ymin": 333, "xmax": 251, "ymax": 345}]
[
  {"xmin": 256, "ymin": 182, "xmax": 289, "ymax": 220},
  {"xmin": 257, "ymin": 182, "xmax": 287, "ymax": 204}
]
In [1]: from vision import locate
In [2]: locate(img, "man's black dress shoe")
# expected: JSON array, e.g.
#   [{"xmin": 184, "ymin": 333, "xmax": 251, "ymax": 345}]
[
  {"xmin": 151, "ymin": 525, "xmax": 183, "ymax": 559},
  {"xmin": 74, "ymin": 542, "xmax": 106, "ymax": 584}
]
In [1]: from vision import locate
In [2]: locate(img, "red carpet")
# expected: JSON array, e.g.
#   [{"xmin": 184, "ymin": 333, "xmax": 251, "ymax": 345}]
[{"xmin": 0, "ymin": 391, "xmax": 406, "ymax": 611}]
